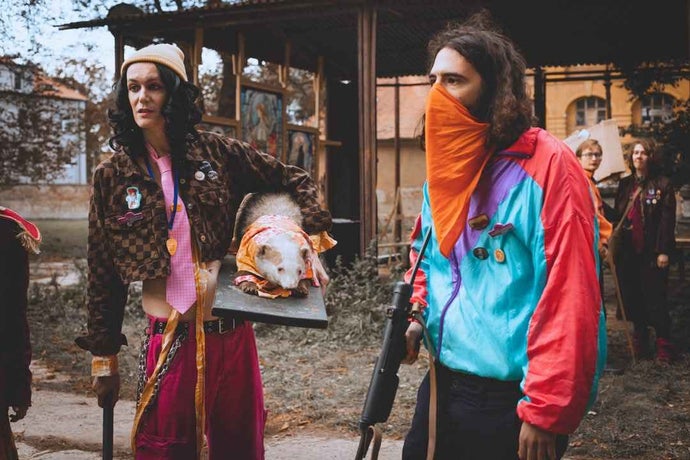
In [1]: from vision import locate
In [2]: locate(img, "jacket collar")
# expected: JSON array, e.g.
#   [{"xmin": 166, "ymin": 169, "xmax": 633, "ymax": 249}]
[
  {"xmin": 109, "ymin": 134, "xmax": 206, "ymax": 178},
  {"xmin": 496, "ymin": 127, "xmax": 540, "ymax": 159}
]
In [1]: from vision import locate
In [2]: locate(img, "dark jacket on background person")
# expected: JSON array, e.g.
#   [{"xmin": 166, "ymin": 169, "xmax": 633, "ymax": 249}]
[
  {"xmin": 614, "ymin": 174, "xmax": 676, "ymax": 258},
  {"xmin": 0, "ymin": 218, "xmax": 32, "ymax": 410},
  {"xmin": 0, "ymin": 213, "xmax": 33, "ymax": 460},
  {"xmin": 613, "ymin": 173, "xmax": 676, "ymax": 337},
  {"xmin": 75, "ymin": 131, "xmax": 332, "ymax": 357}
]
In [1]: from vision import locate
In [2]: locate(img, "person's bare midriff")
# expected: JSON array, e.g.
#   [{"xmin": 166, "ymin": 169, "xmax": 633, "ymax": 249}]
[{"xmin": 142, "ymin": 259, "xmax": 222, "ymax": 321}]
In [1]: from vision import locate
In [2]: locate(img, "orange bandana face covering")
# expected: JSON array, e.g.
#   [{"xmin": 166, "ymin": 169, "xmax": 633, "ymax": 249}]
[{"xmin": 425, "ymin": 83, "xmax": 490, "ymax": 257}]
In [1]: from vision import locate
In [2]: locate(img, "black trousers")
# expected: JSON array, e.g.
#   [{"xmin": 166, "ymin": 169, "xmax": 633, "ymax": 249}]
[
  {"xmin": 403, "ymin": 366, "xmax": 569, "ymax": 460},
  {"xmin": 617, "ymin": 250, "xmax": 670, "ymax": 338}
]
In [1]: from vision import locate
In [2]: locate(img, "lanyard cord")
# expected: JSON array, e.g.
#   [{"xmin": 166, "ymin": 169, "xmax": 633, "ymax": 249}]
[{"xmin": 144, "ymin": 155, "xmax": 179, "ymax": 231}]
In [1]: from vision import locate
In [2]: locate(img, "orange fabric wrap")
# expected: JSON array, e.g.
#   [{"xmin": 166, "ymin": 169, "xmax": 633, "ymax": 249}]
[
  {"xmin": 584, "ymin": 170, "xmax": 612, "ymax": 247},
  {"xmin": 425, "ymin": 84, "xmax": 490, "ymax": 257},
  {"xmin": 235, "ymin": 215, "xmax": 316, "ymax": 298}
]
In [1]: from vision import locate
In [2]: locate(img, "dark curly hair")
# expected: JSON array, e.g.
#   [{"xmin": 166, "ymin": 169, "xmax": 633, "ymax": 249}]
[
  {"xmin": 107, "ymin": 63, "xmax": 202, "ymax": 174},
  {"xmin": 426, "ymin": 10, "xmax": 534, "ymax": 151}
]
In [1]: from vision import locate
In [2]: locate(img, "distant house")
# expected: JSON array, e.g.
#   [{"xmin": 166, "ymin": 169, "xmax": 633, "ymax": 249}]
[
  {"xmin": 0, "ymin": 56, "xmax": 88, "ymax": 185},
  {"xmin": 0, "ymin": 57, "xmax": 90, "ymax": 219}
]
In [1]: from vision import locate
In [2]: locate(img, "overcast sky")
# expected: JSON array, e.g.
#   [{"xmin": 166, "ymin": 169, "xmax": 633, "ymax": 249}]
[{"xmin": 1, "ymin": 0, "xmax": 116, "ymax": 76}]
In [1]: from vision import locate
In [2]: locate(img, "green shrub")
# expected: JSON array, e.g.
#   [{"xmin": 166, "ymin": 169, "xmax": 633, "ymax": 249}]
[{"xmin": 323, "ymin": 242, "xmax": 406, "ymax": 343}]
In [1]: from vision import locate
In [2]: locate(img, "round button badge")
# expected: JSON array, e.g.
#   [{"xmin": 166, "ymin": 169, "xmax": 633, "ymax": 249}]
[
  {"xmin": 473, "ymin": 247, "xmax": 489, "ymax": 260},
  {"xmin": 494, "ymin": 248, "xmax": 506, "ymax": 263}
]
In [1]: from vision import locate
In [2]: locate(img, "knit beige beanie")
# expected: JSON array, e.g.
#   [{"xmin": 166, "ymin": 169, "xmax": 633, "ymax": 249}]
[{"xmin": 121, "ymin": 43, "xmax": 188, "ymax": 81}]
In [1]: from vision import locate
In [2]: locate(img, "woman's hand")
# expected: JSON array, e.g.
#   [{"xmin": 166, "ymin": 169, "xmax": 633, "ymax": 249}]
[
  {"xmin": 657, "ymin": 253, "xmax": 669, "ymax": 269},
  {"xmin": 9, "ymin": 405, "xmax": 28, "ymax": 422},
  {"xmin": 93, "ymin": 374, "xmax": 120, "ymax": 408},
  {"xmin": 518, "ymin": 422, "xmax": 557, "ymax": 460},
  {"xmin": 401, "ymin": 321, "xmax": 423, "ymax": 364},
  {"xmin": 311, "ymin": 252, "xmax": 329, "ymax": 295}
]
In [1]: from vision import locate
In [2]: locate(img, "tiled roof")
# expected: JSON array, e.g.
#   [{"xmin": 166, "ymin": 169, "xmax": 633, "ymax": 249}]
[
  {"xmin": 1, "ymin": 56, "xmax": 88, "ymax": 102},
  {"xmin": 34, "ymin": 75, "xmax": 88, "ymax": 102}
]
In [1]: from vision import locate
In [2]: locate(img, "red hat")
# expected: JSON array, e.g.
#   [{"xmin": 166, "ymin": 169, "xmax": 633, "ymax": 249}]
[{"xmin": 0, "ymin": 206, "xmax": 41, "ymax": 254}]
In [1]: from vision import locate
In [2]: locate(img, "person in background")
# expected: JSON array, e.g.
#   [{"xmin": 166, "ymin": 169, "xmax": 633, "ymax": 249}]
[
  {"xmin": 614, "ymin": 138, "xmax": 676, "ymax": 363},
  {"xmin": 576, "ymin": 139, "xmax": 613, "ymax": 316},
  {"xmin": 401, "ymin": 11, "xmax": 605, "ymax": 460},
  {"xmin": 0, "ymin": 206, "xmax": 40, "ymax": 460},
  {"xmin": 75, "ymin": 43, "xmax": 333, "ymax": 459}
]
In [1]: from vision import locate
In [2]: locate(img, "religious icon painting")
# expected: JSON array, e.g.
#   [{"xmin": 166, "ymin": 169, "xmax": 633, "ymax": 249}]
[
  {"xmin": 240, "ymin": 82, "xmax": 285, "ymax": 159},
  {"xmin": 286, "ymin": 125, "xmax": 318, "ymax": 177}
]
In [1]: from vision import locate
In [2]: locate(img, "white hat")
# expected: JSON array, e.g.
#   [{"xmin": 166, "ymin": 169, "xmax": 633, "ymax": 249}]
[{"xmin": 121, "ymin": 43, "xmax": 187, "ymax": 81}]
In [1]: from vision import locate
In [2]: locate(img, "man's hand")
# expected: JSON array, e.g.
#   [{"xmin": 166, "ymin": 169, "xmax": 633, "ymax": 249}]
[
  {"xmin": 657, "ymin": 253, "xmax": 669, "ymax": 269},
  {"xmin": 518, "ymin": 422, "xmax": 557, "ymax": 460},
  {"xmin": 9, "ymin": 405, "xmax": 28, "ymax": 422},
  {"xmin": 599, "ymin": 245, "xmax": 608, "ymax": 263},
  {"xmin": 93, "ymin": 374, "xmax": 120, "ymax": 408},
  {"xmin": 401, "ymin": 321, "xmax": 423, "ymax": 364}
]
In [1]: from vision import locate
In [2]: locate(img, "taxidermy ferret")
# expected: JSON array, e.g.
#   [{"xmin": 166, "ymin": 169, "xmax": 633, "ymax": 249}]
[{"xmin": 233, "ymin": 192, "xmax": 314, "ymax": 298}]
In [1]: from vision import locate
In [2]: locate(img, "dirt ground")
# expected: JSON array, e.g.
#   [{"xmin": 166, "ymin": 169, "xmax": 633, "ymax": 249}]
[{"xmin": 17, "ymin": 219, "xmax": 690, "ymax": 459}]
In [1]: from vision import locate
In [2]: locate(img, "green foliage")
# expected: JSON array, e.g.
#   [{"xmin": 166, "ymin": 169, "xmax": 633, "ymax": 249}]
[
  {"xmin": 252, "ymin": 242, "xmax": 408, "ymax": 346},
  {"xmin": 618, "ymin": 61, "xmax": 686, "ymax": 98},
  {"xmin": 322, "ymin": 242, "xmax": 406, "ymax": 342},
  {"xmin": 620, "ymin": 99, "xmax": 690, "ymax": 187},
  {"xmin": 618, "ymin": 62, "xmax": 690, "ymax": 186}
]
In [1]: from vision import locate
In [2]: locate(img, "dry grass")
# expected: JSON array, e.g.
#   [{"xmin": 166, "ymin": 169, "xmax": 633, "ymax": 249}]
[{"xmin": 25, "ymin": 219, "xmax": 690, "ymax": 458}]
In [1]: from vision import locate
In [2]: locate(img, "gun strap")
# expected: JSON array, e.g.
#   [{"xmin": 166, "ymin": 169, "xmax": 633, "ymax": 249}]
[
  {"xmin": 413, "ymin": 312, "xmax": 438, "ymax": 460},
  {"xmin": 409, "ymin": 228, "xmax": 437, "ymax": 460},
  {"xmin": 369, "ymin": 425, "xmax": 383, "ymax": 460},
  {"xmin": 426, "ymin": 356, "xmax": 438, "ymax": 460}
]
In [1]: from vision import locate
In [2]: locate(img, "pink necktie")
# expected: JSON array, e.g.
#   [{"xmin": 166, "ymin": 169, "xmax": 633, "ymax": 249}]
[{"xmin": 147, "ymin": 145, "xmax": 197, "ymax": 314}]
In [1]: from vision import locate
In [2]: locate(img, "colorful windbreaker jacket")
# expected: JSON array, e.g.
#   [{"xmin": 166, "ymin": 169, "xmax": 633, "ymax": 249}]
[{"xmin": 406, "ymin": 127, "xmax": 606, "ymax": 434}]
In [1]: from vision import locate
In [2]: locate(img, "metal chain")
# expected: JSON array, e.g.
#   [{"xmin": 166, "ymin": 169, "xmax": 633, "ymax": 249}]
[
  {"xmin": 136, "ymin": 325, "xmax": 188, "ymax": 413},
  {"xmin": 136, "ymin": 332, "xmax": 151, "ymax": 406}
]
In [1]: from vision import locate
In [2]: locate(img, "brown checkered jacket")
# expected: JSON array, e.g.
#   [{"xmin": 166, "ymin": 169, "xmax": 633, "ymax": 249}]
[{"xmin": 75, "ymin": 132, "xmax": 332, "ymax": 356}]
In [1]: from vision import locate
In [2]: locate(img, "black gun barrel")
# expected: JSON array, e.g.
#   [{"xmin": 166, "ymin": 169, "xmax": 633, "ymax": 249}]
[{"xmin": 358, "ymin": 281, "xmax": 413, "ymax": 429}]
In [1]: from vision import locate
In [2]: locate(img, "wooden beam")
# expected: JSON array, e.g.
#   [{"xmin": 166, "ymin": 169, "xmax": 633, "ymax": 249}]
[
  {"xmin": 279, "ymin": 40, "xmax": 291, "ymax": 87},
  {"xmin": 114, "ymin": 32, "xmax": 125, "ymax": 82},
  {"xmin": 357, "ymin": 1, "xmax": 377, "ymax": 255},
  {"xmin": 533, "ymin": 66, "xmax": 546, "ymax": 129},
  {"xmin": 604, "ymin": 68, "xmax": 612, "ymax": 119},
  {"xmin": 191, "ymin": 27, "xmax": 204, "ymax": 86},
  {"xmin": 393, "ymin": 76, "xmax": 402, "ymax": 242},
  {"xmin": 315, "ymin": 55, "xmax": 324, "ymax": 137},
  {"xmin": 235, "ymin": 31, "xmax": 245, "ymax": 139}
]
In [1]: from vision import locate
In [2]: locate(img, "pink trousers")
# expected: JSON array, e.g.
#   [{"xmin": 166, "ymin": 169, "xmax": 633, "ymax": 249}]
[{"xmin": 135, "ymin": 318, "xmax": 266, "ymax": 460}]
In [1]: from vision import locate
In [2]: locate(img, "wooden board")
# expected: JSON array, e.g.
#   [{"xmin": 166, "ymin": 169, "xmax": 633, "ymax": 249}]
[{"xmin": 211, "ymin": 257, "xmax": 328, "ymax": 329}]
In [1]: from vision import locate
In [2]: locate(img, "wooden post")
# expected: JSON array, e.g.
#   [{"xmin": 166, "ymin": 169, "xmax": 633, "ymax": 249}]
[
  {"xmin": 279, "ymin": 40, "xmax": 291, "ymax": 88},
  {"xmin": 315, "ymin": 56, "xmax": 324, "ymax": 137},
  {"xmin": 357, "ymin": 1, "xmax": 377, "ymax": 256},
  {"xmin": 394, "ymin": 76, "xmax": 401, "ymax": 243},
  {"xmin": 190, "ymin": 27, "xmax": 204, "ymax": 86},
  {"xmin": 114, "ymin": 32, "xmax": 124, "ymax": 82},
  {"xmin": 533, "ymin": 66, "xmax": 546, "ymax": 128},
  {"xmin": 604, "ymin": 68, "xmax": 612, "ymax": 119},
  {"xmin": 235, "ymin": 32, "xmax": 245, "ymax": 139}
]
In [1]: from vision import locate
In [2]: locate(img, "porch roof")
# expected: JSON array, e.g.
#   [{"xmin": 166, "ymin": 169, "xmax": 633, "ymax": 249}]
[{"xmin": 60, "ymin": 0, "xmax": 690, "ymax": 79}]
